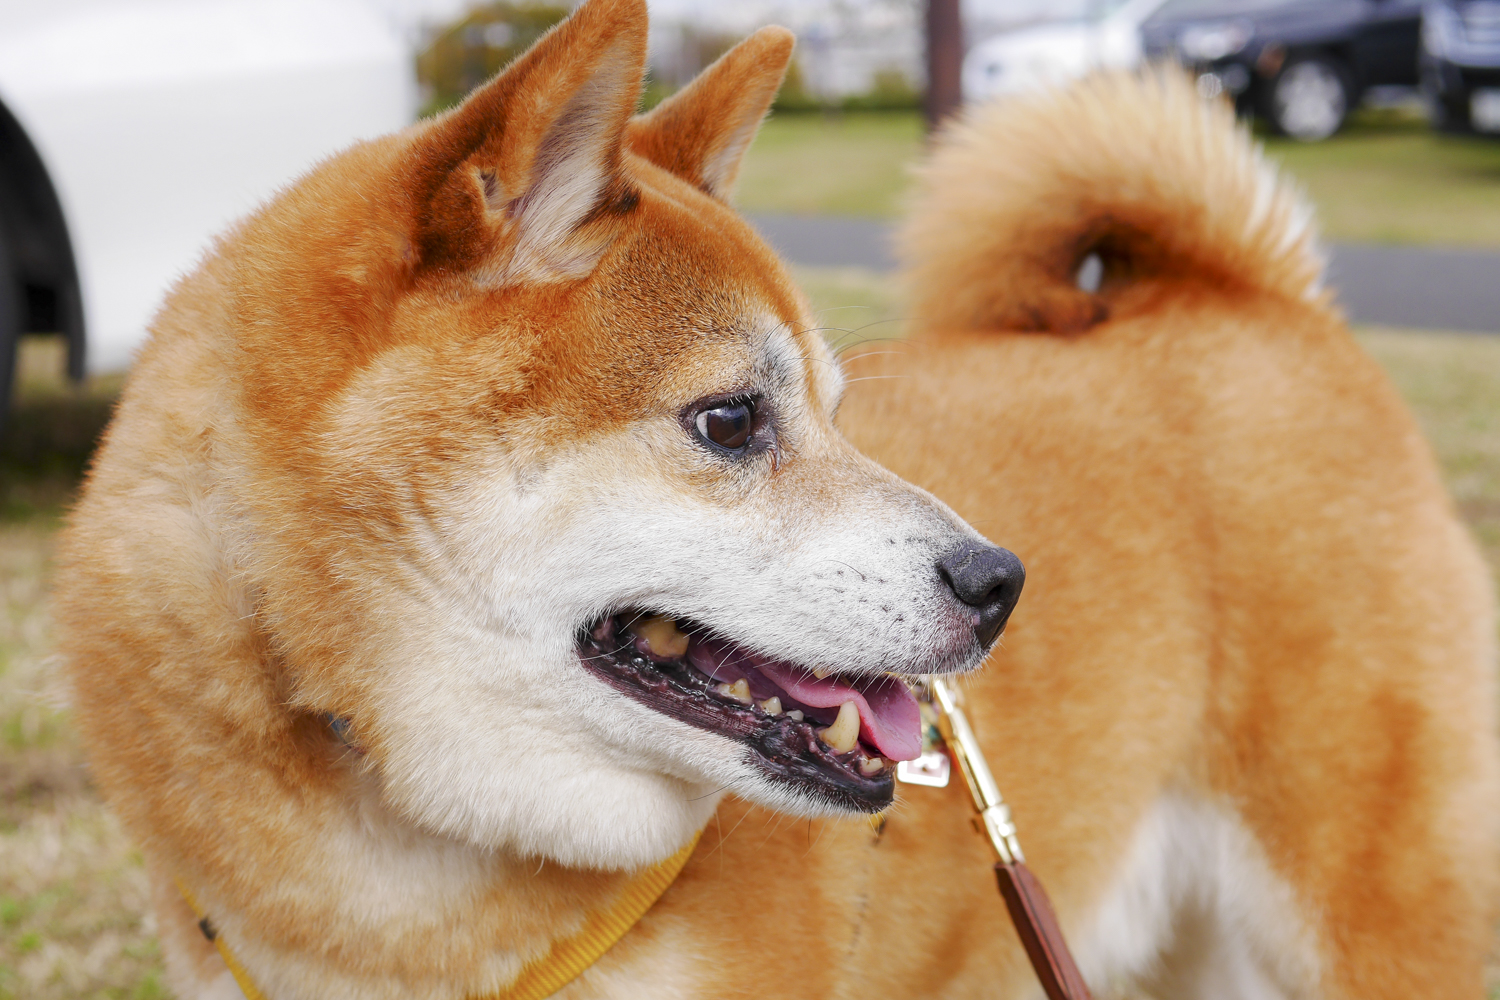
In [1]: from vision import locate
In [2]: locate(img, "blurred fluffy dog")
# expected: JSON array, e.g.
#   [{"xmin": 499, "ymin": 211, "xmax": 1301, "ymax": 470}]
[
  {"xmin": 54, "ymin": 0, "xmax": 1496, "ymax": 994},
  {"xmin": 839, "ymin": 72, "xmax": 1499, "ymax": 998}
]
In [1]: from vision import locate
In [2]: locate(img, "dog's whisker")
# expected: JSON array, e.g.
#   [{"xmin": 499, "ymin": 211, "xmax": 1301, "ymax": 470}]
[
  {"xmin": 689, "ymin": 781, "xmax": 739, "ymax": 803},
  {"xmin": 703, "ymin": 799, "xmax": 756, "ymax": 861},
  {"xmin": 576, "ymin": 639, "xmax": 640, "ymax": 663},
  {"xmin": 827, "ymin": 559, "xmax": 868, "ymax": 582}
]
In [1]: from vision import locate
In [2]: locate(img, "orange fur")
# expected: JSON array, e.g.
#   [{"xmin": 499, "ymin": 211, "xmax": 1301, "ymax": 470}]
[
  {"xmin": 839, "ymin": 72, "xmax": 1499, "ymax": 998},
  {"xmin": 53, "ymin": 3, "xmax": 1496, "ymax": 995}
]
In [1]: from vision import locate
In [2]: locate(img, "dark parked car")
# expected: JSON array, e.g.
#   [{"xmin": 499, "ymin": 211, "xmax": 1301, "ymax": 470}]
[
  {"xmin": 1142, "ymin": 0, "xmax": 1426, "ymax": 139},
  {"xmin": 1422, "ymin": 0, "xmax": 1500, "ymax": 133}
]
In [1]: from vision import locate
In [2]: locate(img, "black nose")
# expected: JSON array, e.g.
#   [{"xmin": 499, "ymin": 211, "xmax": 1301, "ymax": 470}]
[{"xmin": 937, "ymin": 542, "xmax": 1025, "ymax": 648}]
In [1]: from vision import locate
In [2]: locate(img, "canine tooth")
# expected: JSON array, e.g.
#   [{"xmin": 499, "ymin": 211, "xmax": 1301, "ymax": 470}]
[
  {"xmin": 759, "ymin": 697, "xmax": 782, "ymax": 716},
  {"xmin": 715, "ymin": 679, "xmax": 752, "ymax": 704},
  {"xmin": 786, "ymin": 710, "xmax": 805, "ymax": 722},
  {"xmin": 858, "ymin": 756, "xmax": 884, "ymax": 776},
  {"xmin": 817, "ymin": 701, "xmax": 860, "ymax": 754},
  {"xmin": 632, "ymin": 615, "xmax": 689, "ymax": 658}
]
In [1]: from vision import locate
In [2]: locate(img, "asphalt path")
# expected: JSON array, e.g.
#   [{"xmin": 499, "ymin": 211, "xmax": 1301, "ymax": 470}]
[{"xmin": 747, "ymin": 213, "xmax": 1500, "ymax": 335}]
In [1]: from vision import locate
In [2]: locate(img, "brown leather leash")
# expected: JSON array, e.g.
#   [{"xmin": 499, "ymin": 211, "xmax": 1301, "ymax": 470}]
[{"xmin": 902, "ymin": 679, "xmax": 1093, "ymax": 1000}]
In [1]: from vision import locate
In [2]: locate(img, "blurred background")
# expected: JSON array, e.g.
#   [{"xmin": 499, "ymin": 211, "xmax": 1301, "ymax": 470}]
[{"xmin": 2, "ymin": 1, "xmax": 1499, "ymax": 995}]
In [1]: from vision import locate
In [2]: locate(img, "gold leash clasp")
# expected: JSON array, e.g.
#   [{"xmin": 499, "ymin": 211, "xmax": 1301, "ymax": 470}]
[
  {"xmin": 918, "ymin": 676, "xmax": 1095, "ymax": 1000},
  {"xmin": 928, "ymin": 676, "xmax": 1025, "ymax": 865}
]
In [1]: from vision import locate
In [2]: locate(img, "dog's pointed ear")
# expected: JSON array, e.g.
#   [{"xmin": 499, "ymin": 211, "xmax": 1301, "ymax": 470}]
[
  {"xmin": 407, "ymin": 0, "xmax": 647, "ymax": 283},
  {"xmin": 626, "ymin": 26, "xmax": 794, "ymax": 201}
]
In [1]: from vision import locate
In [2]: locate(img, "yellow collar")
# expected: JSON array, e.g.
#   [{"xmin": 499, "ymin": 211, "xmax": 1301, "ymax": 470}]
[{"xmin": 176, "ymin": 830, "xmax": 702, "ymax": 1000}]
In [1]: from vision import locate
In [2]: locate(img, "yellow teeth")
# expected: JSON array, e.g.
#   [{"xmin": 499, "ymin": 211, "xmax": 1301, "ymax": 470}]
[
  {"xmin": 812, "ymin": 667, "xmax": 832, "ymax": 680},
  {"xmin": 632, "ymin": 615, "xmax": 689, "ymax": 658},
  {"xmin": 759, "ymin": 696, "xmax": 782, "ymax": 716},
  {"xmin": 817, "ymin": 701, "xmax": 860, "ymax": 754},
  {"xmin": 858, "ymin": 756, "xmax": 884, "ymax": 776},
  {"xmin": 786, "ymin": 710, "xmax": 804, "ymax": 722},
  {"xmin": 714, "ymin": 678, "xmax": 752, "ymax": 704}
]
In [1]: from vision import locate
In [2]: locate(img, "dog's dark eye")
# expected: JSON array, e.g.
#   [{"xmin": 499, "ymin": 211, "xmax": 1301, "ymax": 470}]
[{"xmin": 695, "ymin": 401, "xmax": 753, "ymax": 450}]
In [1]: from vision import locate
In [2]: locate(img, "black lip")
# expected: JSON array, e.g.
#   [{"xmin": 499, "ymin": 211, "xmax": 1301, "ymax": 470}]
[{"xmin": 577, "ymin": 614, "xmax": 895, "ymax": 812}]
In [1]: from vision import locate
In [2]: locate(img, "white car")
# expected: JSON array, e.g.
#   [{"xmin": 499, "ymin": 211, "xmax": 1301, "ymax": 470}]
[
  {"xmin": 963, "ymin": 0, "xmax": 1171, "ymax": 101},
  {"xmin": 0, "ymin": 0, "xmax": 415, "ymax": 410}
]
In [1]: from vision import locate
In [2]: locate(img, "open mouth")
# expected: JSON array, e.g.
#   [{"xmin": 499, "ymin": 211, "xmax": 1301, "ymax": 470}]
[{"xmin": 577, "ymin": 611, "xmax": 925, "ymax": 812}]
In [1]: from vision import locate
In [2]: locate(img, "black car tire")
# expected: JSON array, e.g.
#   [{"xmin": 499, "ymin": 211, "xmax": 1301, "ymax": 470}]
[
  {"xmin": 0, "ymin": 232, "xmax": 18, "ymax": 437},
  {"xmin": 1421, "ymin": 62, "xmax": 1471, "ymax": 133},
  {"xmin": 1269, "ymin": 55, "xmax": 1353, "ymax": 141}
]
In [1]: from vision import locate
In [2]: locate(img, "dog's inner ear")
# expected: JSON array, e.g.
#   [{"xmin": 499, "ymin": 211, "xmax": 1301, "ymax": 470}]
[
  {"xmin": 626, "ymin": 26, "xmax": 794, "ymax": 201},
  {"xmin": 408, "ymin": 0, "xmax": 647, "ymax": 284}
]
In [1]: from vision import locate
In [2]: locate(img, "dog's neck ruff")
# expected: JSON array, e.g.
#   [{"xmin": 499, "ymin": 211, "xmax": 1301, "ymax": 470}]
[{"xmin": 175, "ymin": 830, "xmax": 702, "ymax": 999}]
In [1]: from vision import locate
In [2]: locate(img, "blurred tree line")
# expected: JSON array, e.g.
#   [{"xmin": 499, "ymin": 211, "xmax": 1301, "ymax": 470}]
[
  {"xmin": 416, "ymin": 2, "xmax": 919, "ymax": 118},
  {"xmin": 665, "ymin": 29, "xmax": 918, "ymax": 113},
  {"xmin": 416, "ymin": 2, "xmax": 569, "ymax": 116}
]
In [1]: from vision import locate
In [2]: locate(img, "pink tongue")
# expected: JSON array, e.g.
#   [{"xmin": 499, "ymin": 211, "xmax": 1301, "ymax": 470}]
[{"xmin": 753, "ymin": 660, "xmax": 923, "ymax": 762}]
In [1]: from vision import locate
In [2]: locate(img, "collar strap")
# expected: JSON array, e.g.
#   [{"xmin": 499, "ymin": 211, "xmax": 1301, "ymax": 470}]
[
  {"xmin": 174, "ymin": 878, "xmax": 270, "ymax": 1000},
  {"xmin": 489, "ymin": 830, "xmax": 701, "ymax": 1000},
  {"xmin": 176, "ymin": 829, "xmax": 702, "ymax": 1000}
]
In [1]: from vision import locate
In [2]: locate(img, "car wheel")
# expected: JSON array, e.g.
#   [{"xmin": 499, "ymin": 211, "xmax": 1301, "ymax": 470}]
[{"xmin": 1270, "ymin": 56, "xmax": 1351, "ymax": 141}]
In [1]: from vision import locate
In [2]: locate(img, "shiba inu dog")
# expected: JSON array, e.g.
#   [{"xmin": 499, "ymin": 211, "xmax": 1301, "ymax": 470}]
[
  {"xmin": 54, "ymin": 0, "xmax": 1021, "ymax": 996},
  {"xmin": 54, "ymin": 0, "xmax": 1496, "ymax": 996}
]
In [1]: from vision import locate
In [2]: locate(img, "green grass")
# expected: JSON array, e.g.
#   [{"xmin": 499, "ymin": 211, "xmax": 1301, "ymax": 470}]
[
  {"xmin": 1264, "ymin": 106, "xmax": 1500, "ymax": 247},
  {"xmin": 736, "ymin": 111, "xmax": 925, "ymax": 219},
  {"xmin": 0, "ymin": 508, "xmax": 165, "ymax": 999},
  {"xmin": 742, "ymin": 105, "xmax": 1500, "ymax": 248}
]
